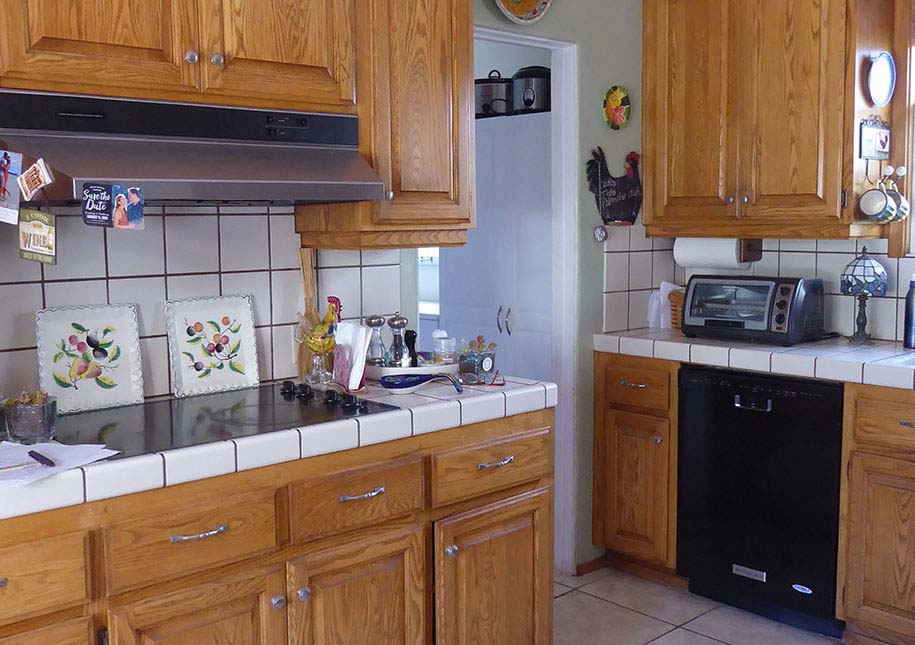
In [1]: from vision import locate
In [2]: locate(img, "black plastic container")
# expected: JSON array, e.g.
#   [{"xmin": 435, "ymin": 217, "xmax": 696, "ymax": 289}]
[{"xmin": 905, "ymin": 274, "xmax": 915, "ymax": 349}]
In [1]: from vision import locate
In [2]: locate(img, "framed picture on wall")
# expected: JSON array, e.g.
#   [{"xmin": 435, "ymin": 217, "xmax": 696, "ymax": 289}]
[
  {"xmin": 165, "ymin": 295, "xmax": 260, "ymax": 397},
  {"xmin": 36, "ymin": 304, "xmax": 145, "ymax": 414}
]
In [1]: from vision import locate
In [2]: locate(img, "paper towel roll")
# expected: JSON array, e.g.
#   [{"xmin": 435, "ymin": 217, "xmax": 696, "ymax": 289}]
[{"xmin": 673, "ymin": 238, "xmax": 751, "ymax": 271}]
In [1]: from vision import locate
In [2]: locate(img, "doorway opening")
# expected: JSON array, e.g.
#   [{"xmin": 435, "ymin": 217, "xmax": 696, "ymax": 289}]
[{"xmin": 407, "ymin": 28, "xmax": 580, "ymax": 573}]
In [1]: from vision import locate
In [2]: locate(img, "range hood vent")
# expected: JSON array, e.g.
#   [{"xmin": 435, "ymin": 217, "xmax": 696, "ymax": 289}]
[{"xmin": 0, "ymin": 92, "xmax": 384, "ymax": 205}]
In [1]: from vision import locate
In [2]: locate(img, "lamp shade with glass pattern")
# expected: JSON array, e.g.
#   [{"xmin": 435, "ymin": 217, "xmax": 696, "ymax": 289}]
[{"xmin": 840, "ymin": 248, "xmax": 888, "ymax": 297}]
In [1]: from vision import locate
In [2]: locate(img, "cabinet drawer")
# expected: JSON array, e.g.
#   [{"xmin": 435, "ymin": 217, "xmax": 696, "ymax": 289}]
[
  {"xmin": 432, "ymin": 428, "xmax": 552, "ymax": 507},
  {"xmin": 103, "ymin": 489, "xmax": 277, "ymax": 593},
  {"xmin": 604, "ymin": 366, "xmax": 670, "ymax": 412},
  {"xmin": 0, "ymin": 618, "xmax": 92, "ymax": 645},
  {"xmin": 0, "ymin": 532, "xmax": 88, "ymax": 626},
  {"xmin": 289, "ymin": 459, "xmax": 424, "ymax": 544},
  {"xmin": 856, "ymin": 397, "xmax": 915, "ymax": 453}
]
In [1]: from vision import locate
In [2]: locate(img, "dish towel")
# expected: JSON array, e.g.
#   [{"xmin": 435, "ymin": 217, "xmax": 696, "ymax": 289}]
[{"xmin": 0, "ymin": 441, "xmax": 119, "ymax": 487}]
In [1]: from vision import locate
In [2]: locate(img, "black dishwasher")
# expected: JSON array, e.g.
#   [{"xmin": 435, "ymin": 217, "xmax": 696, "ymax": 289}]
[{"xmin": 677, "ymin": 367, "xmax": 844, "ymax": 637}]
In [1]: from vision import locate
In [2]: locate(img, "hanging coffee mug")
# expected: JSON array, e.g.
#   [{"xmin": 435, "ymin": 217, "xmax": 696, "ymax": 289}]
[{"xmin": 859, "ymin": 183, "xmax": 898, "ymax": 223}]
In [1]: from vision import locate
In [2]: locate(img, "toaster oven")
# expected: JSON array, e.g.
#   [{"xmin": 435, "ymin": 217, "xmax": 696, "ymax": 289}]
[{"xmin": 681, "ymin": 276, "xmax": 825, "ymax": 346}]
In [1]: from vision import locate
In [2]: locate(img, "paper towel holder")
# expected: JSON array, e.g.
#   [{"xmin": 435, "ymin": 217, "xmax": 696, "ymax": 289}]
[{"xmin": 738, "ymin": 239, "xmax": 763, "ymax": 263}]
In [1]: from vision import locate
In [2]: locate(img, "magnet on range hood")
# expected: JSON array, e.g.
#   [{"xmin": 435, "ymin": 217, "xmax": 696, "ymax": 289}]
[{"xmin": 0, "ymin": 92, "xmax": 385, "ymax": 205}]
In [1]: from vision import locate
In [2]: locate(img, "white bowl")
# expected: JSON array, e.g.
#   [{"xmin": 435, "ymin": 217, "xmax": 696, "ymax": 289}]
[{"xmin": 364, "ymin": 362, "xmax": 459, "ymax": 382}]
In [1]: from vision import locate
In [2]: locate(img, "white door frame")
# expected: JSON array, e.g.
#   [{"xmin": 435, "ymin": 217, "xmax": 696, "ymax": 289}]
[{"xmin": 473, "ymin": 27, "xmax": 580, "ymax": 574}]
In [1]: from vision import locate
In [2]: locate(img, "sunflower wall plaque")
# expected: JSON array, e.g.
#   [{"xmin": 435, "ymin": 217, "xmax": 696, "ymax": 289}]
[{"xmin": 494, "ymin": 0, "xmax": 552, "ymax": 24}]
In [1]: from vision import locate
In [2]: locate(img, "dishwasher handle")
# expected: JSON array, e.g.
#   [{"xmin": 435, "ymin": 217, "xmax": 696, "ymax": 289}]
[{"xmin": 733, "ymin": 394, "xmax": 772, "ymax": 413}]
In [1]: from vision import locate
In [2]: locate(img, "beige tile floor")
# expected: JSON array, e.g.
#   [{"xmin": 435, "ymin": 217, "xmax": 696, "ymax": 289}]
[{"xmin": 553, "ymin": 567, "xmax": 845, "ymax": 645}]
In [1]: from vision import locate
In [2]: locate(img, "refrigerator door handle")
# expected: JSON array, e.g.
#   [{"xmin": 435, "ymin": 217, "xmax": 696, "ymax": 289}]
[{"xmin": 734, "ymin": 394, "xmax": 772, "ymax": 413}]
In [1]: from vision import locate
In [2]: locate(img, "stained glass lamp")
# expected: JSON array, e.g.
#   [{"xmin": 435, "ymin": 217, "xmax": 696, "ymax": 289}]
[{"xmin": 840, "ymin": 247, "xmax": 888, "ymax": 345}]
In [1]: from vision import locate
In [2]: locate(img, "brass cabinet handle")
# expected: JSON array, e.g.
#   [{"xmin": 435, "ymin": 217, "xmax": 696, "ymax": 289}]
[
  {"xmin": 296, "ymin": 586, "xmax": 312, "ymax": 602},
  {"xmin": 339, "ymin": 485, "xmax": 385, "ymax": 503},
  {"xmin": 620, "ymin": 379, "xmax": 648, "ymax": 389},
  {"xmin": 445, "ymin": 544, "xmax": 459, "ymax": 558},
  {"xmin": 270, "ymin": 595, "xmax": 286, "ymax": 610},
  {"xmin": 169, "ymin": 523, "xmax": 228, "ymax": 544},
  {"xmin": 899, "ymin": 421, "xmax": 915, "ymax": 429},
  {"xmin": 478, "ymin": 455, "xmax": 514, "ymax": 471}
]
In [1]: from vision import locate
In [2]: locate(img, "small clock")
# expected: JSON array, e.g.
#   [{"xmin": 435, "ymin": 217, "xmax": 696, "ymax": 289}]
[
  {"xmin": 494, "ymin": 0, "xmax": 552, "ymax": 25},
  {"xmin": 867, "ymin": 51, "xmax": 897, "ymax": 108}
]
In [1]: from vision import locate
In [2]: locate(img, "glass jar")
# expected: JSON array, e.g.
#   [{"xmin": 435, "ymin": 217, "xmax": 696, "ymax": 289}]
[
  {"xmin": 3, "ymin": 398, "xmax": 57, "ymax": 444},
  {"xmin": 433, "ymin": 334, "xmax": 457, "ymax": 365}
]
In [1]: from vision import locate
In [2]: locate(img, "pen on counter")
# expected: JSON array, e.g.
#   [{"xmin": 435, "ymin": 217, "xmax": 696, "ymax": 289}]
[{"xmin": 27, "ymin": 450, "xmax": 56, "ymax": 467}]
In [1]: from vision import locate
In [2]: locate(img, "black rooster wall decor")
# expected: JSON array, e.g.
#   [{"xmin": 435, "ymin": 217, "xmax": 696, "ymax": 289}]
[{"xmin": 587, "ymin": 147, "xmax": 643, "ymax": 225}]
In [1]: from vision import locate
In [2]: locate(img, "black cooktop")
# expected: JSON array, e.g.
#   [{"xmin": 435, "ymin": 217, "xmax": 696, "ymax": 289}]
[{"xmin": 54, "ymin": 382, "xmax": 397, "ymax": 460}]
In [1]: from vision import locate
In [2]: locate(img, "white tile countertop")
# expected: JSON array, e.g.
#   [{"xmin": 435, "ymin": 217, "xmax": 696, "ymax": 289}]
[
  {"xmin": 595, "ymin": 329, "xmax": 915, "ymax": 390},
  {"xmin": 0, "ymin": 376, "xmax": 557, "ymax": 521}
]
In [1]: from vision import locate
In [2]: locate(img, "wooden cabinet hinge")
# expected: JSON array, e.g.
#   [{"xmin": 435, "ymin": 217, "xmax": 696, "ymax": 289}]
[{"xmin": 841, "ymin": 189, "xmax": 848, "ymax": 209}]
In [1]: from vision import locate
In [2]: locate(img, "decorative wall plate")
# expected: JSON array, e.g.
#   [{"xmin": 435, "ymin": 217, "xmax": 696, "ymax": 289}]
[
  {"xmin": 603, "ymin": 85, "xmax": 631, "ymax": 130},
  {"xmin": 868, "ymin": 51, "xmax": 896, "ymax": 108},
  {"xmin": 36, "ymin": 304, "xmax": 144, "ymax": 414},
  {"xmin": 165, "ymin": 295, "xmax": 259, "ymax": 397},
  {"xmin": 494, "ymin": 0, "xmax": 551, "ymax": 24}
]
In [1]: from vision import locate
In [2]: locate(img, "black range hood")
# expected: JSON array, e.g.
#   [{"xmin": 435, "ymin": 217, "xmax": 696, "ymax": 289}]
[{"xmin": 0, "ymin": 91, "xmax": 384, "ymax": 205}]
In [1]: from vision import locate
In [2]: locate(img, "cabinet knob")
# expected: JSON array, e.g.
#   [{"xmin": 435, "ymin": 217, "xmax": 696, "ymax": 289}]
[
  {"xmin": 0, "ymin": 578, "xmax": 6, "ymax": 588},
  {"xmin": 652, "ymin": 435, "xmax": 663, "ymax": 445},
  {"xmin": 184, "ymin": 50, "xmax": 199, "ymax": 64},
  {"xmin": 899, "ymin": 420, "xmax": 915, "ymax": 429},
  {"xmin": 210, "ymin": 52, "xmax": 225, "ymax": 67},
  {"xmin": 270, "ymin": 595, "xmax": 286, "ymax": 610},
  {"xmin": 385, "ymin": 190, "xmax": 395, "ymax": 201},
  {"xmin": 296, "ymin": 586, "xmax": 312, "ymax": 602},
  {"xmin": 725, "ymin": 195, "xmax": 735, "ymax": 205},
  {"xmin": 445, "ymin": 544, "xmax": 460, "ymax": 558},
  {"xmin": 741, "ymin": 195, "xmax": 750, "ymax": 205}
]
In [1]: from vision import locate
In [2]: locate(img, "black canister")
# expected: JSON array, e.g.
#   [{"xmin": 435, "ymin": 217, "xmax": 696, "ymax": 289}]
[{"xmin": 905, "ymin": 274, "xmax": 915, "ymax": 349}]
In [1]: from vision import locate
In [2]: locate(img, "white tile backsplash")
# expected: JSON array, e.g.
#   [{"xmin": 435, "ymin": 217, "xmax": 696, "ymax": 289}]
[
  {"xmin": 107, "ymin": 216, "xmax": 165, "ymax": 276},
  {"xmin": 0, "ymin": 349, "xmax": 39, "ymax": 396},
  {"xmin": 317, "ymin": 250, "xmax": 360, "ymax": 267},
  {"xmin": 220, "ymin": 215, "xmax": 269, "ymax": 271},
  {"xmin": 109, "ymin": 277, "xmax": 167, "ymax": 336},
  {"xmin": 362, "ymin": 265, "xmax": 401, "ymax": 315},
  {"xmin": 628, "ymin": 252, "xmax": 653, "ymax": 290},
  {"xmin": 43, "ymin": 217, "xmax": 106, "ymax": 280},
  {"xmin": 603, "ymin": 253, "xmax": 629, "ymax": 292},
  {"xmin": 165, "ymin": 216, "xmax": 219, "ymax": 273},
  {"xmin": 361, "ymin": 249, "xmax": 401, "ymax": 265},
  {"xmin": 222, "ymin": 271, "xmax": 271, "ymax": 326},
  {"xmin": 269, "ymin": 215, "xmax": 302, "ymax": 270},
  {"xmin": 271, "ymin": 324, "xmax": 297, "ymax": 380},
  {"xmin": 628, "ymin": 290, "xmax": 651, "ymax": 330},
  {"xmin": 271, "ymin": 269, "xmax": 305, "ymax": 325},
  {"xmin": 44, "ymin": 279, "xmax": 108, "ymax": 308},
  {"xmin": 603, "ymin": 292, "xmax": 629, "ymax": 333},
  {"xmin": 317, "ymin": 267, "xmax": 361, "ymax": 320},
  {"xmin": 139, "ymin": 336, "xmax": 170, "ymax": 397},
  {"xmin": 0, "ymin": 224, "xmax": 42, "ymax": 282},
  {"xmin": 0, "ymin": 283, "xmax": 42, "ymax": 350},
  {"xmin": 167, "ymin": 273, "xmax": 220, "ymax": 300},
  {"xmin": 778, "ymin": 252, "xmax": 816, "ymax": 279}
]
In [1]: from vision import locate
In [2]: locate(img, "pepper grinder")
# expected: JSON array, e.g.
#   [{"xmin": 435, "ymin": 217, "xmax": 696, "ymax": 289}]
[
  {"xmin": 404, "ymin": 330, "xmax": 419, "ymax": 367},
  {"xmin": 365, "ymin": 314, "xmax": 386, "ymax": 366},
  {"xmin": 387, "ymin": 312, "xmax": 410, "ymax": 368}
]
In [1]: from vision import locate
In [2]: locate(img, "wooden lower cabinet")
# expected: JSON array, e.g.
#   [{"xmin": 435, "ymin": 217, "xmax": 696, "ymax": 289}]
[
  {"xmin": 434, "ymin": 487, "xmax": 552, "ymax": 645},
  {"xmin": 845, "ymin": 452, "xmax": 915, "ymax": 638},
  {"xmin": 108, "ymin": 568, "xmax": 287, "ymax": 644},
  {"xmin": 0, "ymin": 617, "xmax": 93, "ymax": 645},
  {"xmin": 593, "ymin": 409, "xmax": 670, "ymax": 565},
  {"xmin": 286, "ymin": 525, "xmax": 425, "ymax": 645}
]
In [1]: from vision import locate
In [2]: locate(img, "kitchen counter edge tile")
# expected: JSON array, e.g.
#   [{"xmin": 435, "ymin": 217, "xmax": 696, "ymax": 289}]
[{"xmin": 1, "ymin": 377, "xmax": 558, "ymax": 521}]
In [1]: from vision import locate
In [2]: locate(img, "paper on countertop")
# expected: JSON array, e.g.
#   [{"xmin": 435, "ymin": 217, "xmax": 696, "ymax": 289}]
[
  {"xmin": 332, "ymin": 322, "xmax": 372, "ymax": 391},
  {"xmin": 0, "ymin": 441, "xmax": 119, "ymax": 487},
  {"xmin": 647, "ymin": 281, "xmax": 681, "ymax": 330}
]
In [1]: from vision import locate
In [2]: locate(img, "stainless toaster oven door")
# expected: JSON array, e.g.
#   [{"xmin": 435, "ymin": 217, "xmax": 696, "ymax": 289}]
[{"xmin": 684, "ymin": 279, "xmax": 774, "ymax": 331}]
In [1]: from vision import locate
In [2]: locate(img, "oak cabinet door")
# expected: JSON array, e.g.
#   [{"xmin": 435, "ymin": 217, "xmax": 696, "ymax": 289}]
[
  {"xmin": 108, "ymin": 568, "xmax": 287, "ymax": 644},
  {"xmin": 0, "ymin": 618, "xmax": 93, "ymax": 645},
  {"xmin": 367, "ymin": 0, "xmax": 474, "ymax": 225},
  {"xmin": 845, "ymin": 453, "xmax": 915, "ymax": 637},
  {"xmin": 286, "ymin": 525, "xmax": 425, "ymax": 645},
  {"xmin": 642, "ymin": 0, "xmax": 739, "ymax": 230},
  {"xmin": 0, "ymin": 0, "xmax": 199, "ymax": 95},
  {"xmin": 593, "ymin": 409, "xmax": 669, "ymax": 564},
  {"xmin": 197, "ymin": 0, "xmax": 357, "ymax": 112},
  {"xmin": 736, "ymin": 0, "xmax": 846, "ymax": 222},
  {"xmin": 435, "ymin": 487, "xmax": 552, "ymax": 645}
]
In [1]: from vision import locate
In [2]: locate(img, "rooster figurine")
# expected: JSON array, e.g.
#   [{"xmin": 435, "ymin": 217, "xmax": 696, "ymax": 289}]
[
  {"xmin": 587, "ymin": 148, "xmax": 643, "ymax": 225},
  {"xmin": 305, "ymin": 296, "xmax": 341, "ymax": 355}
]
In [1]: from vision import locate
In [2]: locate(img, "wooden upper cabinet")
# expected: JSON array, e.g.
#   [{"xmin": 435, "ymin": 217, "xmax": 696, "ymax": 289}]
[
  {"xmin": 0, "ymin": 0, "xmax": 199, "ymax": 95},
  {"xmin": 738, "ymin": 0, "xmax": 846, "ymax": 223},
  {"xmin": 592, "ymin": 409, "xmax": 669, "ymax": 564},
  {"xmin": 197, "ymin": 0, "xmax": 357, "ymax": 112},
  {"xmin": 435, "ymin": 487, "xmax": 552, "ymax": 645},
  {"xmin": 287, "ymin": 525, "xmax": 425, "ymax": 645},
  {"xmin": 845, "ymin": 453, "xmax": 915, "ymax": 637},
  {"xmin": 368, "ymin": 0, "xmax": 475, "ymax": 225},
  {"xmin": 642, "ymin": 0, "xmax": 738, "ymax": 228},
  {"xmin": 108, "ymin": 567, "xmax": 287, "ymax": 644}
]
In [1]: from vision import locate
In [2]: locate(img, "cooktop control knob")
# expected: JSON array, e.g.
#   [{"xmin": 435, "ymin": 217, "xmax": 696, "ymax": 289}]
[
  {"xmin": 775, "ymin": 313, "xmax": 786, "ymax": 325},
  {"xmin": 296, "ymin": 383, "xmax": 314, "ymax": 401},
  {"xmin": 775, "ymin": 300, "xmax": 788, "ymax": 310},
  {"xmin": 357, "ymin": 399, "xmax": 369, "ymax": 412},
  {"xmin": 780, "ymin": 286, "xmax": 791, "ymax": 297},
  {"xmin": 323, "ymin": 390, "xmax": 340, "ymax": 406},
  {"xmin": 341, "ymin": 394, "xmax": 358, "ymax": 409}
]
